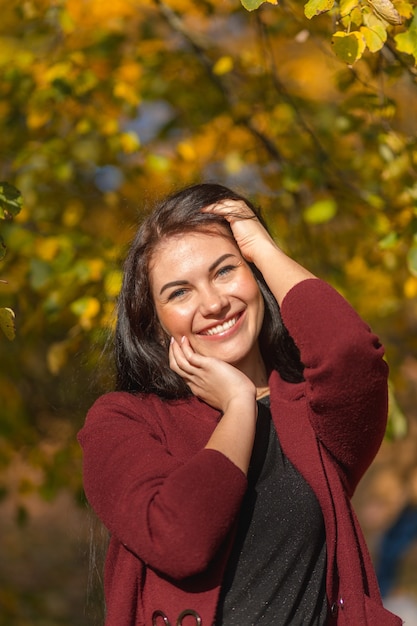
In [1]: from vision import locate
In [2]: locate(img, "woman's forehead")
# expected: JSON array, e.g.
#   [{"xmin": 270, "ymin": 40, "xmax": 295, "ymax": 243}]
[
  {"xmin": 148, "ymin": 227, "xmax": 240, "ymax": 283},
  {"xmin": 150, "ymin": 224, "xmax": 235, "ymax": 259}
]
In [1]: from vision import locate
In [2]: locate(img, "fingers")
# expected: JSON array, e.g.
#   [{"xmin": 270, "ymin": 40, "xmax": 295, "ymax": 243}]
[
  {"xmin": 169, "ymin": 336, "xmax": 202, "ymax": 377},
  {"xmin": 169, "ymin": 337, "xmax": 210, "ymax": 398},
  {"xmin": 201, "ymin": 199, "xmax": 255, "ymax": 222}
]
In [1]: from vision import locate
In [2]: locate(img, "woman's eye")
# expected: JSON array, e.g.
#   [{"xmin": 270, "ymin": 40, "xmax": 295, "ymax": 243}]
[
  {"xmin": 168, "ymin": 288, "xmax": 188, "ymax": 300},
  {"xmin": 217, "ymin": 265, "xmax": 236, "ymax": 278}
]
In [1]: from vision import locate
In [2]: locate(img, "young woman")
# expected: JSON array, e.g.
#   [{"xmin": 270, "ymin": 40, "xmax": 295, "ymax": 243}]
[{"xmin": 78, "ymin": 183, "xmax": 402, "ymax": 625}]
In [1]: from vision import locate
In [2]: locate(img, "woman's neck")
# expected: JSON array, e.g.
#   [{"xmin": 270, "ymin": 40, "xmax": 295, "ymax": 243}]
[{"xmin": 238, "ymin": 346, "xmax": 269, "ymax": 396}]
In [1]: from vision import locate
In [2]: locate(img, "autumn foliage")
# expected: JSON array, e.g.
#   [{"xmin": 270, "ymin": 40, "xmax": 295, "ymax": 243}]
[{"xmin": 0, "ymin": 0, "xmax": 417, "ymax": 620}]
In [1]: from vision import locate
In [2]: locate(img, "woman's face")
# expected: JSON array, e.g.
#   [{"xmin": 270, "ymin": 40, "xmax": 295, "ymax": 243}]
[{"xmin": 149, "ymin": 227, "xmax": 265, "ymax": 377}]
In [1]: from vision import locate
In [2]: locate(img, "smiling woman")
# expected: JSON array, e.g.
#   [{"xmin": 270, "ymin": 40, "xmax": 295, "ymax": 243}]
[
  {"xmin": 78, "ymin": 183, "xmax": 402, "ymax": 626},
  {"xmin": 113, "ymin": 184, "xmax": 305, "ymax": 399}
]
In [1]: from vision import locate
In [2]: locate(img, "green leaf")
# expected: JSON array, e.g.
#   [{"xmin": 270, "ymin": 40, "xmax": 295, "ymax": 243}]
[
  {"xmin": 0, "ymin": 182, "xmax": 23, "ymax": 220},
  {"xmin": 240, "ymin": 0, "xmax": 269, "ymax": 10},
  {"xmin": 379, "ymin": 231, "xmax": 398, "ymax": 249},
  {"xmin": 304, "ymin": 0, "xmax": 335, "ymax": 19},
  {"xmin": 0, "ymin": 307, "xmax": 16, "ymax": 340},
  {"xmin": 407, "ymin": 243, "xmax": 417, "ymax": 275},
  {"xmin": 332, "ymin": 30, "xmax": 366, "ymax": 63},
  {"xmin": 303, "ymin": 199, "xmax": 337, "ymax": 224},
  {"xmin": 395, "ymin": 8, "xmax": 417, "ymax": 63}
]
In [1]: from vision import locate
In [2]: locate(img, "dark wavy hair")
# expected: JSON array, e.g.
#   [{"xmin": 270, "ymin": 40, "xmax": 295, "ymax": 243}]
[{"xmin": 115, "ymin": 183, "xmax": 304, "ymax": 398}]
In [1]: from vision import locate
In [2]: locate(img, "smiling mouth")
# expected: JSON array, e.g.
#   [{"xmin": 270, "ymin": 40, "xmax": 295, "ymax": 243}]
[{"xmin": 200, "ymin": 314, "xmax": 241, "ymax": 336}]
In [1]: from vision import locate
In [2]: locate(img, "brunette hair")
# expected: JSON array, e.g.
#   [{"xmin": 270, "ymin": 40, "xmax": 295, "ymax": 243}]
[{"xmin": 115, "ymin": 183, "xmax": 304, "ymax": 398}]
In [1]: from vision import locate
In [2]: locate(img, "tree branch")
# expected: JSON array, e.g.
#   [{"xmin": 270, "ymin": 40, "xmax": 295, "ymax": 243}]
[{"xmin": 153, "ymin": 0, "xmax": 284, "ymax": 163}]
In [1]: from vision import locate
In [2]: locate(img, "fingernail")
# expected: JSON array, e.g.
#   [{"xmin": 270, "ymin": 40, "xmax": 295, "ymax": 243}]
[
  {"xmin": 181, "ymin": 336, "xmax": 186, "ymax": 344},
  {"xmin": 170, "ymin": 336, "xmax": 174, "ymax": 344}
]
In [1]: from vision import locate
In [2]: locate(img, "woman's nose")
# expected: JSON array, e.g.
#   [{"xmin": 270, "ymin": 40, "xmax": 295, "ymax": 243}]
[{"xmin": 199, "ymin": 287, "xmax": 228, "ymax": 316}]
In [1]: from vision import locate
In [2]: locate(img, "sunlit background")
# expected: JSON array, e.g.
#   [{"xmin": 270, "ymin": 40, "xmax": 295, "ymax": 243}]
[{"xmin": 1, "ymin": 0, "xmax": 417, "ymax": 623}]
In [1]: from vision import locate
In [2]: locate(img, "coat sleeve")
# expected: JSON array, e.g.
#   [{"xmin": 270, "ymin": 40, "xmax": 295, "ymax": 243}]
[
  {"xmin": 78, "ymin": 392, "xmax": 247, "ymax": 580},
  {"xmin": 280, "ymin": 279, "xmax": 389, "ymax": 494}
]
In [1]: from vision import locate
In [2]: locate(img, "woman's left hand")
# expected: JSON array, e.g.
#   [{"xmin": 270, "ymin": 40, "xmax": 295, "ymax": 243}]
[
  {"xmin": 204, "ymin": 198, "xmax": 316, "ymax": 306},
  {"xmin": 203, "ymin": 199, "xmax": 276, "ymax": 264},
  {"xmin": 169, "ymin": 335, "xmax": 258, "ymax": 474}
]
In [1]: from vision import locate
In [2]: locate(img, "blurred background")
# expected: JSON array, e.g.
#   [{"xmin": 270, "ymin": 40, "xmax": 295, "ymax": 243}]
[{"xmin": 1, "ymin": 0, "xmax": 417, "ymax": 623}]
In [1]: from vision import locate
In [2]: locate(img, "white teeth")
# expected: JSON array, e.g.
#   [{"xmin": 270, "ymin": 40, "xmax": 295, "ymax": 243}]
[{"xmin": 205, "ymin": 316, "xmax": 238, "ymax": 336}]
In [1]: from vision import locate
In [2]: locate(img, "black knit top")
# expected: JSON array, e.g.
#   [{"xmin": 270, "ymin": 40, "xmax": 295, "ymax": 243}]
[{"xmin": 216, "ymin": 396, "xmax": 328, "ymax": 625}]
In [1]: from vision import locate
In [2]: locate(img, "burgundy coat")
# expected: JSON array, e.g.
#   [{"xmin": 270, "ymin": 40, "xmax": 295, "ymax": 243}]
[{"xmin": 78, "ymin": 279, "xmax": 402, "ymax": 625}]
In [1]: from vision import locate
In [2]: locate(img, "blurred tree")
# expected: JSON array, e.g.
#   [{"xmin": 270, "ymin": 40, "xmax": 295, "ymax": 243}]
[
  {"xmin": 0, "ymin": 182, "xmax": 22, "ymax": 340},
  {"xmin": 0, "ymin": 0, "xmax": 415, "ymax": 540},
  {"xmin": 2, "ymin": 0, "xmax": 417, "ymax": 620}
]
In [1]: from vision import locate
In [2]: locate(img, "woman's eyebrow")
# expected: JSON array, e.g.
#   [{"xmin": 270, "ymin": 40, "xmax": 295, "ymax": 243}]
[
  {"xmin": 159, "ymin": 253, "xmax": 237, "ymax": 296},
  {"xmin": 208, "ymin": 253, "xmax": 236, "ymax": 272},
  {"xmin": 159, "ymin": 279, "xmax": 189, "ymax": 296}
]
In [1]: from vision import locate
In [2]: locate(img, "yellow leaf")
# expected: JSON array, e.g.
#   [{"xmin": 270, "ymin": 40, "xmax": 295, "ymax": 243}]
[
  {"xmin": 305, "ymin": 0, "xmax": 335, "ymax": 19},
  {"xmin": 360, "ymin": 24, "xmax": 387, "ymax": 51},
  {"xmin": 404, "ymin": 276, "xmax": 417, "ymax": 298},
  {"xmin": 44, "ymin": 62, "xmax": 73, "ymax": 84},
  {"xmin": 66, "ymin": 0, "xmax": 139, "ymax": 24},
  {"xmin": 35, "ymin": 237, "xmax": 60, "ymax": 261},
  {"xmin": 119, "ymin": 131, "xmax": 140, "ymax": 154},
  {"xmin": 101, "ymin": 119, "xmax": 119, "ymax": 136},
  {"xmin": 27, "ymin": 109, "xmax": 50, "ymax": 130},
  {"xmin": 86, "ymin": 259, "xmax": 105, "ymax": 281},
  {"xmin": 147, "ymin": 154, "xmax": 170, "ymax": 172},
  {"xmin": 117, "ymin": 62, "xmax": 142, "ymax": 83},
  {"xmin": 0, "ymin": 307, "xmax": 15, "ymax": 340},
  {"xmin": 75, "ymin": 119, "xmax": 92, "ymax": 135},
  {"xmin": 394, "ymin": 1, "xmax": 414, "ymax": 19},
  {"xmin": 340, "ymin": 0, "xmax": 360, "ymax": 17},
  {"xmin": 177, "ymin": 141, "xmax": 196, "ymax": 161},
  {"xmin": 104, "ymin": 270, "xmax": 122, "ymax": 298},
  {"xmin": 113, "ymin": 81, "xmax": 140, "ymax": 106},
  {"xmin": 70, "ymin": 296, "xmax": 101, "ymax": 330},
  {"xmin": 303, "ymin": 198, "xmax": 337, "ymax": 224},
  {"xmin": 213, "ymin": 56, "xmax": 234, "ymax": 76}
]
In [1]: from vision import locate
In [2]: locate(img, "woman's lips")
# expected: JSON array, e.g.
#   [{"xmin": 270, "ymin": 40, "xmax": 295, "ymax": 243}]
[{"xmin": 198, "ymin": 312, "xmax": 243, "ymax": 337}]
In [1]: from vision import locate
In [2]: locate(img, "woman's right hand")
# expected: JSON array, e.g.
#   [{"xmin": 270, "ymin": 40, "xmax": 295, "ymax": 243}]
[{"xmin": 169, "ymin": 335, "xmax": 256, "ymax": 413}]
